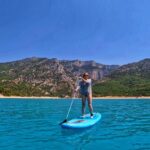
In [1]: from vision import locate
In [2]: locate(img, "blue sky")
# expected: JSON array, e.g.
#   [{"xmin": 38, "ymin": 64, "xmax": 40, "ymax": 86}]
[{"xmin": 0, "ymin": 0, "xmax": 150, "ymax": 65}]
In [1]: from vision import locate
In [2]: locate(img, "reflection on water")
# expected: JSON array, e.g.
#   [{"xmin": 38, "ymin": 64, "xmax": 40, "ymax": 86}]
[{"xmin": 0, "ymin": 98, "xmax": 150, "ymax": 150}]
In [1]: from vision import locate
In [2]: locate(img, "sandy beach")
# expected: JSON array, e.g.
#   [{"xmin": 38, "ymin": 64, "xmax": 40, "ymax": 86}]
[
  {"xmin": 93, "ymin": 96, "xmax": 150, "ymax": 99},
  {"xmin": 0, "ymin": 94, "xmax": 150, "ymax": 99},
  {"xmin": 0, "ymin": 95, "xmax": 59, "ymax": 99}
]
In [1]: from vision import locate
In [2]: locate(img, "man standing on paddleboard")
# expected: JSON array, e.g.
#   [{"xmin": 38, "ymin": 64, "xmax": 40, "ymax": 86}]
[{"xmin": 75, "ymin": 72, "xmax": 94, "ymax": 118}]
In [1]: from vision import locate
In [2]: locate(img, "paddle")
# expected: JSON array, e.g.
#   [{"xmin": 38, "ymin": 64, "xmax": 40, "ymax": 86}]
[{"xmin": 59, "ymin": 92, "xmax": 76, "ymax": 125}]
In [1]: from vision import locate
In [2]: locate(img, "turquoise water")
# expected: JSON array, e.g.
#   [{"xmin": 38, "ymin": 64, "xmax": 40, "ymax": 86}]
[{"xmin": 0, "ymin": 99, "xmax": 150, "ymax": 150}]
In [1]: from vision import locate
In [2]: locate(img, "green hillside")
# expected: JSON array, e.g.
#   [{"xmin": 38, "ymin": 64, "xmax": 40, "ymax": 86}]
[
  {"xmin": 93, "ymin": 76, "xmax": 150, "ymax": 96},
  {"xmin": 93, "ymin": 59, "xmax": 150, "ymax": 96}
]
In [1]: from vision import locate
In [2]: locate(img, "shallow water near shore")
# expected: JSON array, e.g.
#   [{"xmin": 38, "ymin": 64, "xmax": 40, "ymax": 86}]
[{"xmin": 0, "ymin": 98, "xmax": 150, "ymax": 150}]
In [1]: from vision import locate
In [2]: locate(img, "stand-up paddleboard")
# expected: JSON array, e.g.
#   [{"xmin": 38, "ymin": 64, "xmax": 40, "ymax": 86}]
[{"xmin": 61, "ymin": 113, "xmax": 101, "ymax": 129}]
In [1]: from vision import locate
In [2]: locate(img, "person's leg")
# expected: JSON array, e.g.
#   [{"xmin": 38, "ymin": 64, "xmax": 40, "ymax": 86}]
[
  {"xmin": 87, "ymin": 94, "xmax": 93, "ymax": 115},
  {"xmin": 81, "ymin": 95, "xmax": 86, "ymax": 116}
]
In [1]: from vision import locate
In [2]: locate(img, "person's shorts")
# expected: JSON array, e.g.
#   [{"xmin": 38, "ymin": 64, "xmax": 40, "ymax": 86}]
[{"xmin": 80, "ymin": 91, "xmax": 90, "ymax": 97}]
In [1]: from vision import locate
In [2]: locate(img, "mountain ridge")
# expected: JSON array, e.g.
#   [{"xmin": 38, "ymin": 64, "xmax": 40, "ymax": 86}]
[
  {"xmin": 0, "ymin": 57, "xmax": 150, "ymax": 97},
  {"xmin": 0, "ymin": 57, "xmax": 118, "ymax": 96}
]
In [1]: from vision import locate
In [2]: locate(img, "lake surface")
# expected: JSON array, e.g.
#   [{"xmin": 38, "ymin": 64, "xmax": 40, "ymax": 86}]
[{"xmin": 0, "ymin": 98, "xmax": 150, "ymax": 150}]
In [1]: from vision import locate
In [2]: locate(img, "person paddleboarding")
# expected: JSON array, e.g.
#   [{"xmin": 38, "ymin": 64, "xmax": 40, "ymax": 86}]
[{"xmin": 75, "ymin": 72, "xmax": 94, "ymax": 118}]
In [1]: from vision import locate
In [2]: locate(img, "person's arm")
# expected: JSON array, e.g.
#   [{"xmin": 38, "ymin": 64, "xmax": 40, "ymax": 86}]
[
  {"xmin": 75, "ymin": 86, "xmax": 80, "ymax": 92},
  {"xmin": 75, "ymin": 78, "xmax": 81, "ymax": 92},
  {"xmin": 82, "ymin": 78, "xmax": 91, "ymax": 83}
]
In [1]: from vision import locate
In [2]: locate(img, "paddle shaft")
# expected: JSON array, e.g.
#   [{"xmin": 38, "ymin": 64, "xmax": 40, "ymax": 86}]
[{"xmin": 65, "ymin": 93, "xmax": 75, "ymax": 120}]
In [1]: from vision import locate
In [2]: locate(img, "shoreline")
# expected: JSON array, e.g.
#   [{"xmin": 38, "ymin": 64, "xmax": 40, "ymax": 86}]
[{"xmin": 0, "ymin": 95, "xmax": 150, "ymax": 99}]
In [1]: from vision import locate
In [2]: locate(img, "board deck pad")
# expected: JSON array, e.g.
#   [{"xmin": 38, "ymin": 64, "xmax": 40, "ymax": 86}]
[{"xmin": 61, "ymin": 113, "xmax": 101, "ymax": 129}]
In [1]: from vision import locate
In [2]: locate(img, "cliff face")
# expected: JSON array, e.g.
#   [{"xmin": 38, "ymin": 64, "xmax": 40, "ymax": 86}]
[
  {"xmin": 60, "ymin": 60, "xmax": 119, "ymax": 80},
  {"xmin": 0, "ymin": 57, "xmax": 118, "ymax": 96}
]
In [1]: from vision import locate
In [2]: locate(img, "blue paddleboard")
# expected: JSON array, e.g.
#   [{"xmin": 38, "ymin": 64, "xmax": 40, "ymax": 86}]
[{"xmin": 61, "ymin": 113, "xmax": 101, "ymax": 129}]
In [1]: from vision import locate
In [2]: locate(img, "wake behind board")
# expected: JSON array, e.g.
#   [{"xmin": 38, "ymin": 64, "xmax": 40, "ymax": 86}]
[{"xmin": 61, "ymin": 113, "xmax": 101, "ymax": 129}]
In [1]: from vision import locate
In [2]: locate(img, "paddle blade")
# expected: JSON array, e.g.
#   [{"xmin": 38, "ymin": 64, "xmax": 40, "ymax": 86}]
[{"xmin": 59, "ymin": 119, "xmax": 67, "ymax": 125}]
